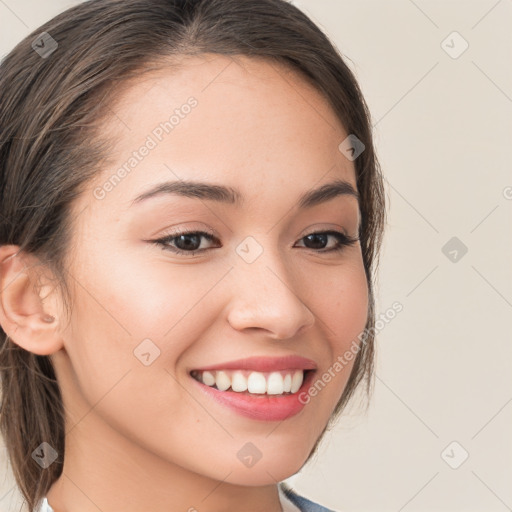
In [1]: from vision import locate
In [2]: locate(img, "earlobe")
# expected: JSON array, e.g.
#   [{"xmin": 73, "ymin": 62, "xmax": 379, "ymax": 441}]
[{"xmin": 0, "ymin": 245, "xmax": 64, "ymax": 355}]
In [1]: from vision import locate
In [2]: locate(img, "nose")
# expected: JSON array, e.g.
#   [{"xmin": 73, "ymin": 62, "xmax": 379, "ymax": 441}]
[{"xmin": 226, "ymin": 250, "xmax": 316, "ymax": 341}]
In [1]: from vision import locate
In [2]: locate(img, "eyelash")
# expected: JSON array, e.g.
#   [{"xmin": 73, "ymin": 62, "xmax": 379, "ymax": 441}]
[{"xmin": 150, "ymin": 229, "xmax": 359, "ymax": 257}]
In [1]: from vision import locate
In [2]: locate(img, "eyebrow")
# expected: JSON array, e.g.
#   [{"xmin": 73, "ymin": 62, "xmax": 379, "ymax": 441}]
[{"xmin": 130, "ymin": 178, "xmax": 359, "ymax": 209}]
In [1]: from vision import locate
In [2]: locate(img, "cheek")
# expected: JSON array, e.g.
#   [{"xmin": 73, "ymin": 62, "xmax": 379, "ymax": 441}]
[
  {"xmin": 302, "ymin": 257, "xmax": 369, "ymax": 410},
  {"xmin": 70, "ymin": 249, "xmax": 229, "ymax": 351},
  {"xmin": 60, "ymin": 257, "xmax": 219, "ymax": 449},
  {"xmin": 60, "ymin": 251, "xmax": 235, "ymax": 424},
  {"xmin": 312, "ymin": 257, "xmax": 369, "ymax": 351}
]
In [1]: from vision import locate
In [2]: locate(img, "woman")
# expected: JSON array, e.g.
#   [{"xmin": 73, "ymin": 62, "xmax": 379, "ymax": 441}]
[{"xmin": 0, "ymin": 0, "xmax": 386, "ymax": 510}]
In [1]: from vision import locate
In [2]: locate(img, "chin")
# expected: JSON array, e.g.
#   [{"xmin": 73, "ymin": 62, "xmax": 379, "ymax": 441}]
[
  {"xmin": 223, "ymin": 465, "xmax": 301, "ymax": 486},
  {"xmin": 214, "ymin": 450, "xmax": 309, "ymax": 486}
]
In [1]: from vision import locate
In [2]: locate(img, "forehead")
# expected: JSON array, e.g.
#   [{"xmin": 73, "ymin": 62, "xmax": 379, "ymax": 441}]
[
  {"xmin": 109, "ymin": 53, "xmax": 342, "ymax": 127},
  {"xmin": 79, "ymin": 53, "xmax": 357, "ymax": 216}
]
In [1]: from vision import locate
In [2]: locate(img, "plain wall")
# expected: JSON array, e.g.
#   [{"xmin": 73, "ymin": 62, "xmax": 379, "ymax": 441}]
[{"xmin": 1, "ymin": 1, "xmax": 511, "ymax": 510}]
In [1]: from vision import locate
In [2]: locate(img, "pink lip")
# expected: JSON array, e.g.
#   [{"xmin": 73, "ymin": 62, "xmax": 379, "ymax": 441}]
[
  {"xmin": 191, "ymin": 355, "xmax": 317, "ymax": 372},
  {"xmin": 190, "ymin": 368, "xmax": 316, "ymax": 422}
]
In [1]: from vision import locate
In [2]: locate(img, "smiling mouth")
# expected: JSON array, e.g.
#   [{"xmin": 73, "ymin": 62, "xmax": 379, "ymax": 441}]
[{"xmin": 190, "ymin": 369, "xmax": 313, "ymax": 396}]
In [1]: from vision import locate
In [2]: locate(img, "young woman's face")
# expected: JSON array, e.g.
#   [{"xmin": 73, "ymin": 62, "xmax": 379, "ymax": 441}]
[{"xmin": 53, "ymin": 54, "xmax": 368, "ymax": 486}]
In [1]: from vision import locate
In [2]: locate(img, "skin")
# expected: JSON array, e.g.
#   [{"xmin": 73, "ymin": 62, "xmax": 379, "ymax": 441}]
[{"xmin": 0, "ymin": 54, "xmax": 368, "ymax": 512}]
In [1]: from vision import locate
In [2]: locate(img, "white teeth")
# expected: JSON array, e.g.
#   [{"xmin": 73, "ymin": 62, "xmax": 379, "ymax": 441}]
[
  {"xmin": 215, "ymin": 371, "xmax": 231, "ymax": 391},
  {"xmin": 195, "ymin": 369, "xmax": 307, "ymax": 395},
  {"xmin": 283, "ymin": 374, "xmax": 292, "ymax": 393},
  {"xmin": 291, "ymin": 370, "xmax": 304, "ymax": 393},
  {"xmin": 267, "ymin": 372, "xmax": 284, "ymax": 395},
  {"xmin": 231, "ymin": 371, "xmax": 248, "ymax": 392},
  {"xmin": 202, "ymin": 371, "xmax": 216, "ymax": 387},
  {"xmin": 247, "ymin": 372, "xmax": 267, "ymax": 394}
]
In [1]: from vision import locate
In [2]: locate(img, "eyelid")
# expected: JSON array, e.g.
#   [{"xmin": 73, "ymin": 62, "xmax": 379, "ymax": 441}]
[
  {"xmin": 297, "ymin": 222, "xmax": 352, "ymax": 236},
  {"xmin": 159, "ymin": 225, "xmax": 217, "ymax": 238}
]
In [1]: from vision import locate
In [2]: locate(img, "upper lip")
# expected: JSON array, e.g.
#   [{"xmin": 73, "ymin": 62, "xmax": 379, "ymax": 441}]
[{"xmin": 191, "ymin": 356, "xmax": 317, "ymax": 373}]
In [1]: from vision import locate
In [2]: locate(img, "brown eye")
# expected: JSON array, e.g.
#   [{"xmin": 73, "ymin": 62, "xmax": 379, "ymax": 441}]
[
  {"xmin": 296, "ymin": 231, "xmax": 359, "ymax": 252},
  {"xmin": 152, "ymin": 230, "xmax": 219, "ymax": 256}
]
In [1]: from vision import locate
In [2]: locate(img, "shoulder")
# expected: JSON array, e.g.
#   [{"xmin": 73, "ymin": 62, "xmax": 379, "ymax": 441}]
[{"xmin": 279, "ymin": 482, "xmax": 338, "ymax": 512}]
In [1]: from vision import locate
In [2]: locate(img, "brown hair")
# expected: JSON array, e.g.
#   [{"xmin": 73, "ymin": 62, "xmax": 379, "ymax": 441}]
[{"xmin": 0, "ymin": 0, "xmax": 386, "ymax": 509}]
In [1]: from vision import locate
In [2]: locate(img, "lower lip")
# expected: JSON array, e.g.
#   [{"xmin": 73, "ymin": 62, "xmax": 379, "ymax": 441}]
[{"xmin": 191, "ymin": 371, "xmax": 315, "ymax": 422}]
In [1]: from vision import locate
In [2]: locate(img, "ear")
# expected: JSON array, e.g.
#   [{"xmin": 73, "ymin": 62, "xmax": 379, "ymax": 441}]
[{"xmin": 0, "ymin": 245, "xmax": 64, "ymax": 355}]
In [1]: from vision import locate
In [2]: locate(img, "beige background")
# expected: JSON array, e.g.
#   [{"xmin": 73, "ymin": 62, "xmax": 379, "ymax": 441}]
[{"xmin": 1, "ymin": 1, "xmax": 511, "ymax": 511}]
